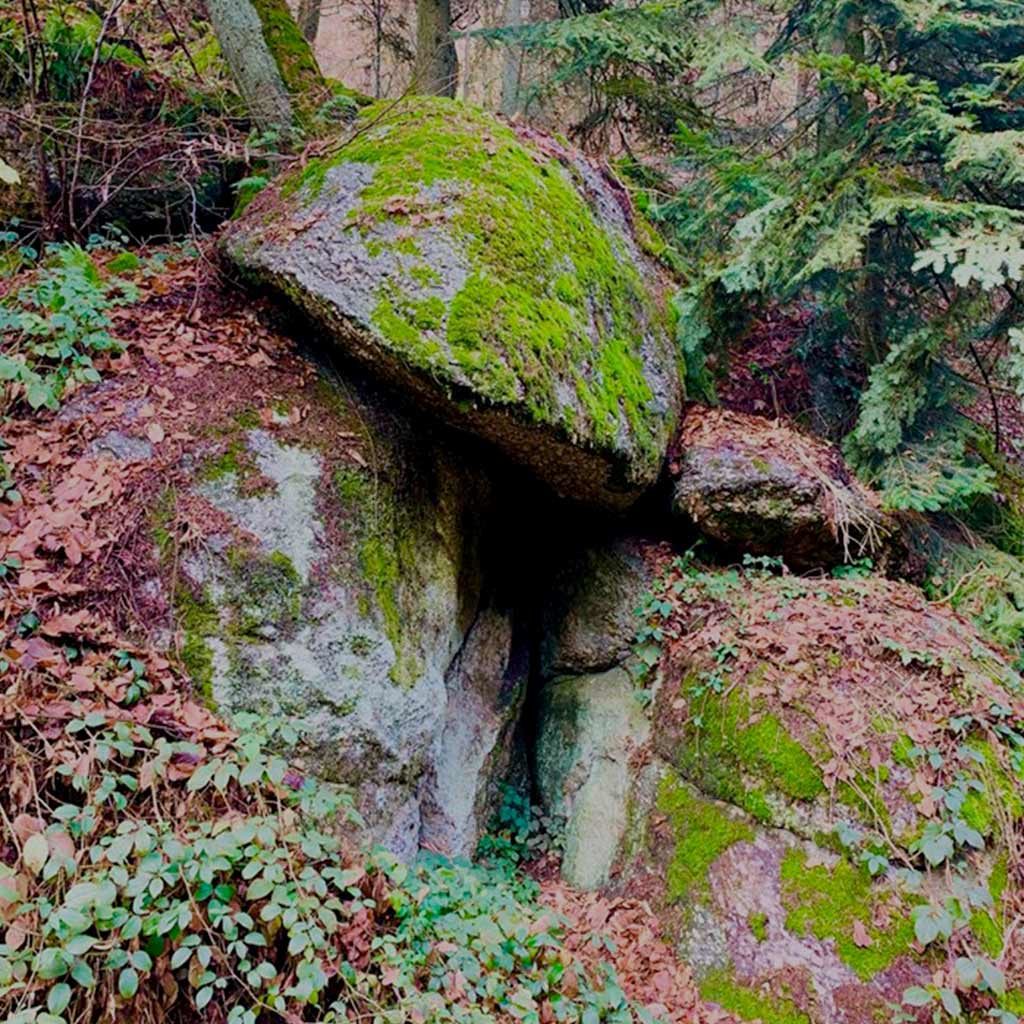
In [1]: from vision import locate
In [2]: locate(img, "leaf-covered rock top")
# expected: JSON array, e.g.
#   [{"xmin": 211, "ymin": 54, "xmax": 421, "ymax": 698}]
[
  {"xmin": 224, "ymin": 97, "xmax": 683, "ymax": 508},
  {"xmin": 651, "ymin": 562, "xmax": 1024, "ymax": 847},
  {"xmin": 672, "ymin": 407, "xmax": 893, "ymax": 569}
]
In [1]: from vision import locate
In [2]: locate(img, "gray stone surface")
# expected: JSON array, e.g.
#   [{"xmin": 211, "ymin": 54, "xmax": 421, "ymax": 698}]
[
  {"xmin": 541, "ymin": 538, "xmax": 655, "ymax": 677},
  {"xmin": 420, "ymin": 607, "xmax": 527, "ymax": 857},
  {"xmin": 535, "ymin": 667, "xmax": 649, "ymax": 888},
  {"xmin": 176, "ymin": 390, "xmax": 517, "ymax": 860}
]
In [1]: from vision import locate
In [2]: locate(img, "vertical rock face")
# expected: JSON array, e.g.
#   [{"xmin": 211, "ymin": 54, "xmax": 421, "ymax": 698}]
[
  {"xmin": 532, "ymin": 536, "xmax": 663, "ymax": 888},
  {"xmin": 420, "ymin": 605, "xmax": 528, "ymax": 856},
  {"xmin": 534, "ymin": 668, "xmax": 649, "ymax": 889},
  {"xmin": 224, "ymin": 97, "xmax": 683, "ymax": 508},
  {"xmin": 540, "ymin": 537, "xmax": 658, "ymax": 677},
  {"xmin": 169, "ymin": 369, "xmax": 522, "ymax": 859}
]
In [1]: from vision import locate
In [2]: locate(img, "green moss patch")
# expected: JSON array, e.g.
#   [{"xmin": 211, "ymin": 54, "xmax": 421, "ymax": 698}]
[
  {"xmin": 280, "ymin": 98, "xmax": 670, "ymax": 465},
  {"xmin": 223, "ymin": 547, "xmax": 303, "ymax": 637},
  {"xmin": 780, "ymin": 849, "xmax": 916, "ymax": 980},
  {"xmin": 672, "ymin": 683, "xmax": 825, "ymax": 817},
  {"xmin": 174, "ymin": 582, "xmax": 219, "ymax": 707},
  {"xmin": 657, "ymin": 774, "xmax": 754, "ymax": 902},
  {"xmin": 700, "ymin": 969, "xmax": 811, "ymax": 1024},
  {"xmin": 333, "ymin": 465, "xmax": 425, "ymax": 688},
  {"xmin": 250, "ymin": 0, "xmax": 323, "ymax": 113}
]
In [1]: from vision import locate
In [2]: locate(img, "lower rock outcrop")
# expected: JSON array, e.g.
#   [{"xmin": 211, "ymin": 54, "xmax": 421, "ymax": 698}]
[{"xmin": 534, "ymin": 545, "xmax": 1024, "ymax": 1024}]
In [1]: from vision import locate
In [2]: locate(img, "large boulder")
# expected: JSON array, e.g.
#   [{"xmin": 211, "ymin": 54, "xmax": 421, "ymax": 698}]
[
  {"xmin": 224, "ymin": 97, "xmax": 682, "ymax": 508},
  {"xmin": 128, "ymin": 335, "xmax": 529, "ymax": 859},
  {"xmin": 534, "ymin": 548, "xmax": 1024, "ymax": 1023},
  {"xmin": 644, "ymin": 564, "xmax": 1023, "ymax": 1021},
  {"xmin": 672, "ymin": 407, "xmax": 890, "ymax": 569}
]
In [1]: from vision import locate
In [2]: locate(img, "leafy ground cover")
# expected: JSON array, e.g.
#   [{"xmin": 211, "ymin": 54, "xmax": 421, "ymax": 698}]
[{"xmin": 0, "ymin": 245, "xmax": 731, "ymax": 1024}]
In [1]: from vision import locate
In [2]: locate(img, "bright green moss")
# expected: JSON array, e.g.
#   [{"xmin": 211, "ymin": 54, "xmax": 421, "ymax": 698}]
[
  {"xmin": 197, "ymin": 439, "xmax": 271, "ymax": 494},
  {"xmin": 700, "ymin": 969, "xmax": 811, "ymax": 1024},
  {"xmin": 657, "ymin": 774, "xmax": 754, "ymax": 901},
  {"xmin": 748, "ymin": 911, "xmax": 769, "ymax": 942},
  {"xmin": 961, "ymin": 739, "xmax": 1024, "ymax": 836},
  {"xmin": 675, "ymin": 682, "xmax": 825, "ymax": 816},
  {"xmin": 892, "ymin": 734, "xmax": 916, "ymax": 767},
  {"xmin": 233, "ymin": 407, "xmax": 261, "ymax": 430},
  {"xmin": 970, "ymin": 854, "xmax": 1010, "ymax": 957},
  {"xmin": 990, "ymin": 854, "xmax": 1009, "ymax": 904},
  {"xmin": 780, "ymin": 849, "xmax": 916, "ymax": 980},
  {"xmin": 333, "ymin": 465, "xmax": 424, "ymax": 688},
  {"xmin": 970, "ymin": 910, "xmax": 1003, "ymax": 958},
  {"xmin": 174, "ymin": 583, "xmax": 218, "ymax": 706},
  {"xmin": 836, "ymin": 767, "xmax": 893, "ymax": 835},
  {"xmin": 1001, "ymin": 991, "xmax": 1024, "ymax": 1015},
  {"xmin": 279, "ymin": 98, "xmax": 670, "ymax": 462},
  {"xmin": 150, "ymin": 490, "xmax": 217, "ymax": 704},
  {"xmin": 250, "ymin": 0, "xmax": 323, "ymax": 112},
  {"xmin": 409, "ymin": 262, "xmax": 441, "ymax": 288}
]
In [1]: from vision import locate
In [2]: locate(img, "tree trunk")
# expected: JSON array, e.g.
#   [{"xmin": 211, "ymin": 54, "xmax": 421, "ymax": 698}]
[
  {"xmin": 297, "ymin": 0, "xmax": 322, "ymax": 43},
  {"xmin": 207, "ymin": 0, "xmax": 295, "ymax": 133},
  {"xmin": 413, "ymin": 0, "xmax": 458, "ymax": 97},
  {"xmin": 499, "ymin": 0, "xmax": 525, "ymax": 116},
  {"xmin": 207, "ymin": 0, "xmax": 325, "ymax": 135}
]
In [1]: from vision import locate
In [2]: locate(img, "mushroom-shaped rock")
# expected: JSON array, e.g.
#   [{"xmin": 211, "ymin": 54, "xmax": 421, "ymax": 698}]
[
  {"xmin": 672, "ymin": 407, "xmax": 889, "ymax": 568},
  {"xmin": 224, "ymin": 98, "xmax": 682, "ymax": 508}
]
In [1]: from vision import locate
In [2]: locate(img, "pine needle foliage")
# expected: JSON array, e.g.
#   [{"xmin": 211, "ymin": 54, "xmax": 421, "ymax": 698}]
[{"xmin": 486, "ymin": 0, "xmax": 1024, "ymax": 514}]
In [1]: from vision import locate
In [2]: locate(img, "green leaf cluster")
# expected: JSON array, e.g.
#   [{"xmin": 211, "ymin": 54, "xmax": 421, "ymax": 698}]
[{"xmin": 0, "ymin": 245, "xmax": 135, "ymax": 412}]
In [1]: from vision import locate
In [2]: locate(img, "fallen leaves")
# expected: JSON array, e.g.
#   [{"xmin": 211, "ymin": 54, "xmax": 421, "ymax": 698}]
[{"xmin": 539, "ymin": 879, "xmax": 736, "ymax": 1024}]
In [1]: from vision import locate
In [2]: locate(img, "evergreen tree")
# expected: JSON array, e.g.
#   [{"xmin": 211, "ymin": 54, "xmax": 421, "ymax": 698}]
[{"xmin": 484, "ymin": 0, "xmax": 1024, "ymax": 514}]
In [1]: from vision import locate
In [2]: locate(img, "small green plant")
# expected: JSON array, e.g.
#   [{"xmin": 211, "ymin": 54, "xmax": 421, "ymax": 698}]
[
  {"xmin": 370, "ymin": 850, "xmax": 651, "ymax": 1024},
  {"xmin": 476, "ymin": 785, "xmax": 565, "ymax": 868},
  {"xmin": 0, "ymin": 245, "xmax": 136, "ymax": 411},
  {"xmin": 831, "ymin": 557, "xmax": 874, "ymax": 580}
]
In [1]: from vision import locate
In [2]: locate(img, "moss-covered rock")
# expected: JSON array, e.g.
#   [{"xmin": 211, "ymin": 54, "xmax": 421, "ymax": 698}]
[
  {"xmin": 546, "ymin": 548, "xmax": 1024, "ymax": 1024},
  {"xmin": 649, "ymin": 569, "xmax": 1024, "ymax": 854},
  {"xmin": 165, "ymin": 370, "xmax": 522, "ymax": 860},
  {"xmin": 641, "ymin": 772, "xmax": 929, "ymax": 1024},
  {"xmin": 224, "ymin": 98, "xmax": 682, "ymax": 508}
]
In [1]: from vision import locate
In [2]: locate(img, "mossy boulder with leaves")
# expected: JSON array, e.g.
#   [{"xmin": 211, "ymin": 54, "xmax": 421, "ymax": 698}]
[
  {"xmin": 224, "ymin": 97, "xmax": 682, "ymax": 508},
  {"xmin": 635, "ymin": 559, "xmax": 1024, "ymax": 1024}
]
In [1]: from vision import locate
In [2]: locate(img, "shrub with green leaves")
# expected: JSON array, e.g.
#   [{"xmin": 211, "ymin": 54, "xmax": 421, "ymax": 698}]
[
  {"xmin": 0, "ymin": 245, "xmax": 135, "ymax": 412},
  {"xmin": 1, "ymin": 670, "xmax": 667, "ymax": 1024},
  {"xmin": 1, "ymin": 711, "xmax": 368, "ymax": 1024}
]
